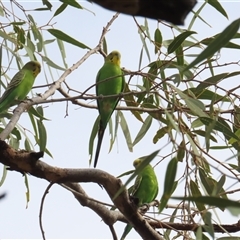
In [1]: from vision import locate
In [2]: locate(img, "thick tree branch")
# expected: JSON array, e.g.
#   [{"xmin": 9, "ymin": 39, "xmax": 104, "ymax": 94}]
[
  {"xmin": 1, "ymin": 140, "xmax": 240, "ymax": 239},
  {"xmin": 0, "ymin": 140, "xmax": 162, "ymax": 240}
]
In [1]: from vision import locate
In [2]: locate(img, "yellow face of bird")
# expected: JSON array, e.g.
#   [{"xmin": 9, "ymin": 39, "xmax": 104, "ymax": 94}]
[
  {"xmin": 106, "ymin": 51, "xmax": 121, "ymax": 66},
  {"xmin": 133, "ymin": 158, "xmax": 143, "ymax": 168},
  {"xmin": 23, "ymin": 61, "xmax": 41, "ymax": 78}
]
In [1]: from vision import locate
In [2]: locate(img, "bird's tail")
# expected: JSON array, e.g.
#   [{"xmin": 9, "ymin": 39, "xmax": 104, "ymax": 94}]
[
  {"xmin": 94, "ymin": 122, "xmax": 105, "ymax": 168},
  {"xmin": 120, "ymin": 224, "xmax": 133, "ymax": 240}
]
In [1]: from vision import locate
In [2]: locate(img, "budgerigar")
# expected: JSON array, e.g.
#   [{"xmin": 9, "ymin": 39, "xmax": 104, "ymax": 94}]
[
  {"xmin": 94, "ymin": 51, "xmax": 124, "ymax": 168},
  {"xmin": 0, "ymin": 61, "xmax": 41, "ymax": 113},
  {"xmin": 120, "ymin": 158, "xmax": 159, "ymax": 240}
]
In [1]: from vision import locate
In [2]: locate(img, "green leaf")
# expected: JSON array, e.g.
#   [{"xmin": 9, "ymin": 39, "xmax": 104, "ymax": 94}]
[
  {"xmin": 119, "ymin": 111, "xmax": 133, "ymax": 152},
  {"xmin": 202, "ymin": 212, "xmax": 214, "ymax": 239},
  {"xmin": 44, "ymin": 39, "xmax": 55, "ymax": 45},
  {"xmin": 202, "ymin": 38, "xmax": 240, "ymax": 50},
  {"xmin": 53, "ymin": 3, "xmax": 68, "ymax": 17},
  {"xmin": 24, "ymin": 138, "xmax": 31, "ymax": 151},
  {"xmin": 185, "ymin": 18, "xmax": 240, "ymax": 71},
  {"xmin": 207, "ymin": 0, "xmax": 228, "ymax": 19},
  {"xmin": 0, "ymin": 30, "xmax": 17, "ymax": 45},
  {"xmin": 192, "ymin": 130, "xmax": 217, "ymax": 143},
  {"xmin": 11, "ymin": 127, "xmax": 21, "ymax": 141},
  {"xmin": 168, "ymin": 31, "xmax": 196, "ymax": 54},
  {"xmin": 164, "ymin": 206, "xmax": 178, "ymax": 238},
  {"xmin": 141, "ymin": 103, "xmax": 163, "ymax": 121},
  {"xmin": 57, "ymin": 39, "xmax": 68, "ymax": 68},
  {"xmin": 44, "ymin": 147, "xmax": 53, "ymax": 158},
  {"xmin": 139, "ymin": 31, "xmax": 150, "ymax": 62},
  {"xmin": 109, "ymin": 113, "xmax": 119, "ymax": 153},
  {"xmin": 36, "ymin": 106, "xmax": 44, "ymax": 117},
  {"xmin": 34, "ymin": 7, "xmax": 51, "ymax": 11},
  {"xmin": 0, "ymin": 5, "xmax": 4, "ymax": 16},
  {"xmin": 214, "ymin": 175, "xmax": 226, "ymax": 196},
  {"xmin": 154, "ymin": 28, "xmax": 162, "ymax": 53},
  {"xmin": 175, "ymin": 45, "xmax": 184, "ymax": 69},
  {"xmin": 195, "ymin": 227, "xmax": 203, "ymax": 240},
  {"xmin": 196, "ymin": 73, "xmax": 229, "ymax": 92},
  {"xmin": 28, "ymin": 106, "xmax": 49, "ymax": 121},
  {"xmin": 0, "ymin": 165, "xmax": 7, "ymax": 187},
  {"xmin": 103, "ymin": 37, "xmax": 108, "ymax": 54},
  {"xmin": 28, "ymin": 14, "xmax": 43, "ymax": 52},
  {"xmin": 123, "ymin": 82, "xmax": 143, "ymax": 122},
  {"xmin": 117, "ymin": 170, "xmax": 135, "ymax": 179},
  {"xmin": 28, "ymin": 111, "xmax": 38, "ymax": 140},
  {"xmin": 177, "ymin": 140, "xmax": 185, "ymax": 162},
  {"xmin": 159, "ymin": 157, "xmax": 178, "ymax": 212},
  {"xmin": 42, "ymin": 0, "xmax": 52, "ymax": 10},
  {"xmin": 200, "ymin": 117, "xmax": 240, "ymax": 141},
  {"xmin": 183, "ymin": 88, "xmax": 230, "ymax": 102},
  {"xmin": 199, "ymin": 168, "xmax": 215, "ymax": 195},
  {"xmin": 153, "ymin": 126, "xmax": 169, "ymax": 144},
  {"xmin": 48, "ymin": 29, "xmax": 91, "ymax": 50},
  {"xmin": 172, "ymin": 196, "xmax": 240, "ymax": 216},
  {"xmin": 133, "ymin": 115, "xmax": 152, "ymax": 146},
  {"xmin": 59, "ymin": 0, "xmax": 83, "ymax": 9},
  {"xmin": 37, "ymin": 120, "xmax": 47, "ymax": 152},
  {"xmin": 173, "ymin": 86, "xmax": 209, "ymax": 117},
  {"xmin": 108, "ymin": 118, "xmax": 114, "ymax": 152},
  {"xmin": 42, "ymin": 56, "xmax": 66, "ymax": 71},
  {"xmin": 190, "ymin": 180, "xmax": 206, "ymax": 212},
  {"xmin": 24, "ymin": 174, "xmax": 30, "ymax": 207}
]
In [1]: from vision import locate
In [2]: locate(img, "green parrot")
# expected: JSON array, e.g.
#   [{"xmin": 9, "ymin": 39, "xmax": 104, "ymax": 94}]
[
  {"xmin": 120, "ymin": 158, "xmax": 159, "ymax": 240},
  {"xmin": 94, "ymin": 51, "xmax": 125, "ymax": 168},
  {"xmin": 0, "ymin": 61, "xmax": 41, "ymax": 113}
]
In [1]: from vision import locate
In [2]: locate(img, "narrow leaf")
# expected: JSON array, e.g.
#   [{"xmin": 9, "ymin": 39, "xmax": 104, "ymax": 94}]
[
  {"xmin": 59, "ymin": 0, "xmax": 82, "ymax": 9},
  {"xmin": 168, "ymin": 31, "xmax": 196, "ymax": 54},
  {"xmin": 159, "ymin": 157, "xmax": 178, "ymax": 212},
  {"xmin": 42, "ymin": 56, "xmax": 66, "ymax": 71},
  {"xmin": 48, "ymin": 29, "xmax": 91, "ymax": 50},
  {"xmin": 119, "ymin": 111, "xmax": 133, "ymax": 152},
  {"xmin": 53, "ymin": 3, "xmax": 68, "ymax": 17},
  {"xmin": 196, "ymin": 73, "xmax": 229, "ymax": 92},
  {"xmin": 202, "ymin": 212, "xmax": 214, "ymax": 239},
  {"xmin": 133, "ymin": 115, "xmax": 152, "ymax": 146},
  {"xmin": 207, "ymin": 0, "xmax": 228, "ymax": 19},
  {"xmin": 190, "ymin": 180, "xmax": 206, "ymax": 212},
  {"xmin": 185, "ymin": 18, "xmax": 240, "ymax": 71},
  {"xmin": 173, "ymin": 196, "xmax": 240, "ymax": 214},
  {"xmin": 200, "ymin": 117, "xmax": 239, "ymax": 141},
  {"xmin": 37, "ymin": 120, "xmax": 47, "ymax": 152}
]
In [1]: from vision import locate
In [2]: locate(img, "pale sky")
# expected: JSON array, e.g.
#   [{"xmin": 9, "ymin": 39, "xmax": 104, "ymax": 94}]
[{"xmin": 0, "ymin": 1, "xmax": 240, "ymax": 239}]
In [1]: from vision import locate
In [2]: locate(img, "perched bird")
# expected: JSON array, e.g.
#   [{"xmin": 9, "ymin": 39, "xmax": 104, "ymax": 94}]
[
  {"xmin": 120, "ymin": 158, "xmax": 159, "ymax": 240},
  {"xmin": 0, "ymin": 61, "xmax": 41, "ymax": 113},
  {"xmin": 94, "ymin": 51, "xmax": 125, "ymax": 168}
]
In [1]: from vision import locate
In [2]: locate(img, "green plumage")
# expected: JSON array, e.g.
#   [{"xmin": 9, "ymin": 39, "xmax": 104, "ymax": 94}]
[
  {"xmin": 94, "ymin": 51, "xmax": 124, "ymax": 168},
  {"xmin": 0, "ymin": 61, "xmax": 41, "ymax": 113},
  {"xmin": 120, "ymin": 158, "xmax": 159, "ymax": 240}
]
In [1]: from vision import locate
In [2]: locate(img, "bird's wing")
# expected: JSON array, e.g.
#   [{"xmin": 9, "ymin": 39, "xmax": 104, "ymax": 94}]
[
  {"xmin": 0, "ymin": 70, "xmax": 25, "ymax": 101},
  {"xmin": 131, "ymin": 174, "xmax": 142, "ymax": 196}
]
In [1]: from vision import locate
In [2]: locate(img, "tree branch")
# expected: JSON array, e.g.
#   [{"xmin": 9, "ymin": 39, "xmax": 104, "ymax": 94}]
[{"xmin": 0, "ymin": 140, "xmax": 162, "ymax": 240}]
